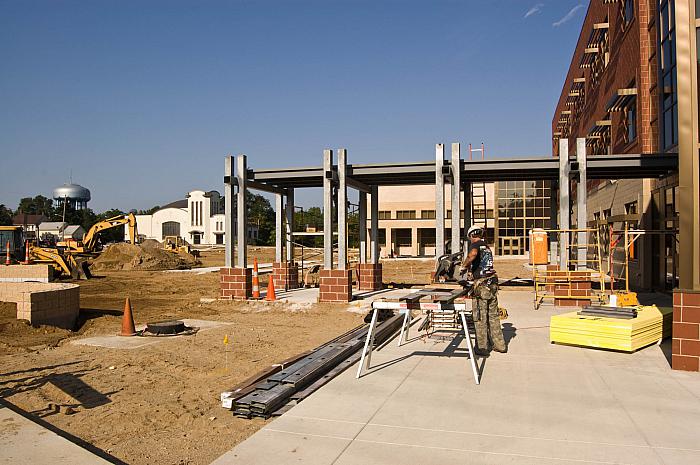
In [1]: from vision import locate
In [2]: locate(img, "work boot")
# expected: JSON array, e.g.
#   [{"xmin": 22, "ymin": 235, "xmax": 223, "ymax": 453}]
[
  {"xmin": 473, "ymin": 347, "xmax": 490, "ymax": 357},
  {"xmin": 493, "ymin": 346, "xmax": 507, "ymax": 354}
]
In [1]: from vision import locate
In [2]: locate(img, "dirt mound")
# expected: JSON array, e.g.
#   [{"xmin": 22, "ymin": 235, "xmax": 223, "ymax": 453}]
[{"xmin": 90, "ymin": 242, "xmax": 198, "ymax": 271}]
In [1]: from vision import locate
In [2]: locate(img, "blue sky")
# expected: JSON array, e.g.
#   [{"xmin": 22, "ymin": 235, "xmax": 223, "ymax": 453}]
[{"xmin": 0, "ymin": 0, "xmax": 586, "ymax": 212}]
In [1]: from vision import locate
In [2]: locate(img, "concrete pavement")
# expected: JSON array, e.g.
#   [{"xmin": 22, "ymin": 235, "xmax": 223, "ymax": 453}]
[{"xmin": 211, "ymin": 290, "xmax": 700, "ymax": 465}]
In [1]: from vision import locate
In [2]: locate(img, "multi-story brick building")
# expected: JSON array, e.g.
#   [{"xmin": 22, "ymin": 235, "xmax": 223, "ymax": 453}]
[{"xmin": 552, "ymin": 0, "xmax": 679, "ymax": 291}]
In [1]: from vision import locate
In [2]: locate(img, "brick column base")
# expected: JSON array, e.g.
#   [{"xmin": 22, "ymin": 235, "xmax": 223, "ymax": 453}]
[
  {"xmin": 220, "ymin": 267, "xmax": 252, "ymax": 300},
  {"xmin": 319, "ymin": 269, "xmax": 352, "ymax": 303},
  {"xmin": 272, "ymin": 262, "xmax": 299, "ymax": 291},
  {"xmin": 672, "ymin": 290, "xmax": 700, "ymax": 372},
  {"xmin": 357, "ymin": 263, "xmax": 383, "ymax": 291},
  {"xmin": 554, "ymin": 271, "xmax": 592, "ymax": 307}
]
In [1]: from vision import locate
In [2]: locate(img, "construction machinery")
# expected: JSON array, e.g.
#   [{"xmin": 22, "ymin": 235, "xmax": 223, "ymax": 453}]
[
  {"xmin": 162, "ymin": 236, "xmax": 198, "ymax": 256},
  {"xmin": 29, "ymin": 246, "xmax": 92, "ymax": 280},
  {"xmin": 0, "ymin": 226, "xmax": 25, "ymax": 261},
  {"xmin": 58, "ymin": 213, "xmax": 138, "ymax": 254}
]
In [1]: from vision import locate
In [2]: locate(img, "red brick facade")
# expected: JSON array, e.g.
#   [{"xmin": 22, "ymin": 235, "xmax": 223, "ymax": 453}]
[
  {"xmin": 672, "ymin": 291, "xmax": 700, "ymax": 372},
  {"xmin": 552, "ymin": 1, "xmax": 658, "ymax": 156},
  {"xmin": 220, "ymin": 267, "xmax": 252, "ymax": 300},
  {"xmin": 357, "ymin": 263, "xmax": 383, "ymax": 291},
  {"xmin": 318, "ymin": 269, "xmax": 353, "ymax": 303},
  {"xmin": 272, "ymin": 262, "xmax": 299, "ymax": 291}
]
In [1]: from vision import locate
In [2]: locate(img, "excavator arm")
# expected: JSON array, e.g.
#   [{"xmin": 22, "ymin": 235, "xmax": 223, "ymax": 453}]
[
  {"xmin": 29, "ymin": 246, "xmax": 92, "ymax": 280},
  {"xmin": 82, "ymin": 213, "xmax": 138, "ymax": 252}
]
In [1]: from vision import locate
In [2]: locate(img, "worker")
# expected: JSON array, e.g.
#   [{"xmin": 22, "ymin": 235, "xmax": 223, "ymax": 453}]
[{"xmin": 460, "ymin": 225, "xmax": 506, "ymax": 356}]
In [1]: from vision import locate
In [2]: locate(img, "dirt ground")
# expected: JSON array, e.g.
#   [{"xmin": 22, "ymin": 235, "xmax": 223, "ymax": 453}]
[{"xmin": 0, "ymin": 270, "xmax": 364, "ymax": 465}]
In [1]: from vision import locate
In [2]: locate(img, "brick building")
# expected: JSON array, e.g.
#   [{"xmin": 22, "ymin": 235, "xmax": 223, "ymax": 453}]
[{"xmin": 552, "ymin": 0, "xmax": 679, "ymax": 291}]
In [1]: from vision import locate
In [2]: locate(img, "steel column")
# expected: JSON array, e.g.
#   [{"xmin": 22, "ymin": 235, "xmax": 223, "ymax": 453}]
[
  {"xmin": 275, "ymin": 193, "xmax": 283, "ymax": 263},
  {"xmin": 285, "ymin": 189, "xmax": 295, "ymax": 263},
  {"xmin": 549, "ymin": 179, "xmax": 559, "ymax": 264},
  {"xmin": 236, "ymin": 155, "xmax": 248, "ymax": 268},
  {"xmin": 323, "ymin": 149, "xmax": 334, "ymax": 270},
  {"xmin": 338, "ymin": 149, "xmax": 348, "ymax": 270},
  {"xmin": 435, "ymin": 144, "xmax": 445, "ymax": 257},
  {"xmin": 675, "ymin": 0, "xmax": 700, "ymax": 290},
  {"xmin": 463, "ymin": 181, "xmax": 472, "ymax": 232},
  {"xmin": 370, "ymin": 185, "xmax": 379, "ymax": 264},
  {"xmin": 359, "ymin": 191, "xmax": 367, "ymax": 264},
  {"xmin": 451, "ymin": 143, "xmax": 461, "ymax": 253},
  {"xmin": 558, "ymin": 139, "xmax": 570, "ymax": 269},
  {"xmin": 576, "ymin": 138, "xmax": 587, "ymax": 269},
  {"xmin": 224, "ymin": 155, "xmax": 234, "ymax": 268}
]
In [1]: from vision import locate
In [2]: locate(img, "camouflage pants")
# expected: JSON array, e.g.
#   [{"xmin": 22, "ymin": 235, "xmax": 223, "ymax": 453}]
[{"xmin": 472, "ymin": 282, "xmax": 506, "ymax": 352}]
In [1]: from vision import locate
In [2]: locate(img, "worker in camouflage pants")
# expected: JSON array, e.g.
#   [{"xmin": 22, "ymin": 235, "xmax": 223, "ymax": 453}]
[{"xmin": 460, "ymin": 225, "xmax": 507, "ymax": 356}]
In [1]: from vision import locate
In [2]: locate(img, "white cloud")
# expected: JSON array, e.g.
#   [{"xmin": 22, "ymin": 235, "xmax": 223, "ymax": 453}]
[
  {"xmin": 524, "ymin": 3, "xmax": 544, "ymax": 19},
  {"xmin": 553, "ymin": 4, "xmax": 584, "ymax": 27}
]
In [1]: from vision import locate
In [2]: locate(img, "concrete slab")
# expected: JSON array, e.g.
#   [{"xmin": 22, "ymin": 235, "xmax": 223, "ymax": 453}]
[
  {"xmin": 0, "ymin": 402, "xmax": 113, "ymax": 465},
  {"xmin": 71, "ymin": 319, "xmax": 232, "ymax": 349},
  {"xmin": 211, "ymin": 289, "xmax": 700, "ymax": 465}
]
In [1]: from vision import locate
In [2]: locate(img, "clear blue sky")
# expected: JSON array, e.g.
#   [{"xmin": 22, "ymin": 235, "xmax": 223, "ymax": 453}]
[{"xmin": 0, "ymin": 0, "xmax": 586, "ymax": 212}]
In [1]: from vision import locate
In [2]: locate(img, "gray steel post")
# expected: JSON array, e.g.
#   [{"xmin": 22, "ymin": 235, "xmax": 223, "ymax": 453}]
[
  {"xmin": 558, "ymin": 139, "xmax": 570, "ymax": 269},
  {"xmin": 337, "ymin": 149, "xmax": 348, "ymax": 270},
  {"xmin": 359, "ymin": 191, "xmax": 367, "ymax": 264},
  {"xmin": 286, "ymin": 188, "xmax": 295, "ymax": 263},
  {"xmin": 435, "ymin": 144, "xmax": 445, "ymax": 258},
  {"xmin": 236, "ymin": 154, "xmax": 248, "ymax": 268},
  {"xmin": 550, "ymin": 179, "xmax": 559, "ymax": 264},
  {"xmin": 451, "ymin": 143, "xmax": 461, "ymax": 253},
  {"xmin": 323, "ymin": 149, "xmax": 333, "ymax": 269},
  {"xmin": 463, "ymin": 181, "xmax": 472, "ymax": 232},
  {"xmin": 576, "ymin": 138, "xmax": 587, "ymax": 270},
  {"xmin": 225, "ymin": 155, "xmax": 234, "ymax": 268},
  {"xmin": 370, "ymin": 185, "xmax": 379, "ymax": 264},
  {"xmin": 275, "ymin": 193, "xmax": 283, "ymax": 263}
]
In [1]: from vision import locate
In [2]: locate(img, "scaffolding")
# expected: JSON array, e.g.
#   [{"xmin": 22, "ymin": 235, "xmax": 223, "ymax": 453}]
[{"xmin": 533, "ymin": 228, "xmax": 607, "ymax": 310}]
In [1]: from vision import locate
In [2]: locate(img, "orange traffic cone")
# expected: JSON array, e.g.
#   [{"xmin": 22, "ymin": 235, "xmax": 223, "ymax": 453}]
[
  {"xmin": 265, "ymin": 275, "xmax": 277, "ymax": 302},
  {"xmin": 120, "ymin": 297, "xmax": 137, "ymax": 336},
  {"xmin": 23, "ymin": 240, "xmax": 32, "ymax": 265},
  {"xmin": 252, "ymin": 257, "xmax": 260, "ymax": 299},
  {"xmin": 5, "ymin": 241, "xmax": 10, "ymax": 265}
]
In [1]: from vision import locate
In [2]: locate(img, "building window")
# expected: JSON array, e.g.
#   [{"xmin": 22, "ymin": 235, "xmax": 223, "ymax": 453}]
[
  {"xmin": 421, "ymin": 210, "xmax": 436, "ymax": 220},
  {"xmin": 378, "ymin": 211, "xmax": 391, "ymax": 220},
  {"xmin": 659, "ymin": 0, "xmax": 678, "ymax": 150},
  {"xmin": 394, "ymin": 229, "xmax": 412, "ymax": 247},
  {"xmin": 626, "ymin": 103, "xmax": 637, "ymax": 143},
  {"xmin": 625, "ymin": 201, "xmax": 638, "ymax": 215},
  {"xmin": 624, "ymin": 0, "xmax": 635, "ymax": 26},
  {"xmin": 396, "ymin": 210, "xmax": 416, "ymax": 220}
]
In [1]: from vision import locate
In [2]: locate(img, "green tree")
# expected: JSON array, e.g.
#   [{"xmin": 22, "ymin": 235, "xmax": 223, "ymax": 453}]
[
  {"xmin": 17, "ymin": 195, "xmax": 54, "ymax": 216},
  {"xmin": 137, "ymin": 205, "xmax": 161, "ymax": 215},
  {"xmin": 246, "ymin": 193, "xmax": 274, "ymax": 245},
  {"xmin": 0, "ymin": 205, "xmax": 13, "ymax": 226}
]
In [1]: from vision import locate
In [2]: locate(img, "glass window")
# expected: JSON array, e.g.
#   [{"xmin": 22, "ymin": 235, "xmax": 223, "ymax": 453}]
[
  {"xmin": 378, "ymin": 211, "xmax": 392, "ymax": 220},
  {"xmin": 624, "ymin": 0, "xmax": 635, "ymax": 25},
  {"xmin": 396, "ymin": 210, "xmax": 416, "ymax": 220},
  {"xmin": 420, "ymin": 210, "xmax": 436, "ymax": 220},
  {"xmin": 627, "ymin": 103, "xmax": 637, "ymax": 142}
]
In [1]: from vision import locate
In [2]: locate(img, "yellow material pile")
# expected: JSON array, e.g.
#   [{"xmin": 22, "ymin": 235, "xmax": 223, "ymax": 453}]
[{"xmin": 550, "ymin": 305, "xmax": 673, "ymax": 352}]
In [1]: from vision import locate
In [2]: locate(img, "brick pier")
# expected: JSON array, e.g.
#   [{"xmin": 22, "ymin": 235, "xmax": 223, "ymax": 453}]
[
  {"xmin": 319, "ymin": 269, "xmax": 352, "ymax": 303},
  {"xmin": 220, "ymin": 267, "xmax": 252, "ymax": 300},
  {"xmin": 357, "ymin": 263, "xmax": 383, "ymax": 291},
  {"xmin": 672, "ymin": 290, "xmax": 700, "ymax": 372},
  {"xmin": 272, "ymin": 262, "xmax": 299, "ymax": 291}
]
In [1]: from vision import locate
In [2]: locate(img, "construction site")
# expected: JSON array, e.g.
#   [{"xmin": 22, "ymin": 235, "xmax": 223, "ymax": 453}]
[{"xmin": 2, "ymin": 1, "xmax": 700, "ymax": 465}]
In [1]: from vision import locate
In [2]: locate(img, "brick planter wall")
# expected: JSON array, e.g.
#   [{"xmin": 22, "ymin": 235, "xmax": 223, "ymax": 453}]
[
  {"xmin": 672, "ymin": 290, "xmax": 700, "ymax": 372},
  {"xmin": 357, "ymin": 263, "xmax": 383, "ymax": 291},
  {"xmin": 272, "ymin": 262, "xmax": 299, "ymax": 291},
  {"xmin": 0, "ymin": 282, "xmax": 79, "ymax": 329},
  {"xmin": 0, "ymin": 264, "xmax": 52, "ymax": 283},
  {"xmin": 220, "ymin": 267, "xmax": 252, "ymax": 300},
  {"xmin": 319, "ymin": 269, "xmax": 352, "ymax": 303}
]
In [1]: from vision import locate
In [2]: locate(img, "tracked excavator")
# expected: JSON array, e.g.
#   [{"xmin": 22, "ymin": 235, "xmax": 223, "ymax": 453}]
[
  {"xmin": 58, "ymin": 213, "xmax": 138, "ymax": 253},
  {"xmin": 29, "ymin": 246, "xmax": 92, "ymax": 280}
]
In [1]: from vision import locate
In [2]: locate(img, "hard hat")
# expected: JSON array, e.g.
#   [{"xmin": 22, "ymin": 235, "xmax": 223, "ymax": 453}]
[{"xmin": 467, "ymin": 225, "xmax": 484, "ymax": 237}]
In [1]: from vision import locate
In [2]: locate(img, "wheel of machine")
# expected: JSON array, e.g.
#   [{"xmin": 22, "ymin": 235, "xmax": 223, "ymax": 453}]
[{"xmin": 145, "ymin": 320, "xmax": 186, "ymax": 335}]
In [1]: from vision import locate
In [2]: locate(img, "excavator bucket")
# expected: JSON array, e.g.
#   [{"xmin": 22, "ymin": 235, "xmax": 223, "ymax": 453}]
[{"xmin": 71, "ymin": 258, "xmax": 93, "ymax": 280}]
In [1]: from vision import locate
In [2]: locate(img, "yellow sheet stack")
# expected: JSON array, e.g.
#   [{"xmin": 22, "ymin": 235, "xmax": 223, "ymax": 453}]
[{"xmin": 550, "ymin": 305, "xmax": 673, "ymax": 352}]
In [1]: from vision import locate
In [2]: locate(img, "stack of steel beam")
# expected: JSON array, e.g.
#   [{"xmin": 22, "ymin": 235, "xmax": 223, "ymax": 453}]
[{"xmin": 224, "ymin": 313, "xmax": 403, "ymax": 419}]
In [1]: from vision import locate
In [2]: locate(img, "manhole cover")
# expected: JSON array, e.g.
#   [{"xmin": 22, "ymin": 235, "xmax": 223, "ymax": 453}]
[{"xmin": 145, "ymin": 320, "xmax": 187, "ymax": 335}]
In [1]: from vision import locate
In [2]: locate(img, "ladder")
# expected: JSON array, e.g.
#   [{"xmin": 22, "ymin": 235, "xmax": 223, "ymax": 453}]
[{"xmin": 468, "ymin": 143, "xmax": 488, "ymax": 228}]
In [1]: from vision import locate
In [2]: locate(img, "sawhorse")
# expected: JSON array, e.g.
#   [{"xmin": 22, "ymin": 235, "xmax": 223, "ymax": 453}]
[{"xmin": 356, "ymin": 303, "xmax": 481, "ymax": 385}]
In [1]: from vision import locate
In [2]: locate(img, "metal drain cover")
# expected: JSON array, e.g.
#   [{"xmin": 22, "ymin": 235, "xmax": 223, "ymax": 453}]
[{"xmin": 145, "ymin": 320, "xmax": 186, "ymax": 335}]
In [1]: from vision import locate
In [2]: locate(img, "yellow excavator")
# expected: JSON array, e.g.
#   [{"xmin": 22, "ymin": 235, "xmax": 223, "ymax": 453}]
[
  {"xmin": 58, "ymin": 213, "xmax": 138, "ymax": 254},
  {"xmin": 29, "ymin": 246, "xmax": 92, "ymax": 280}
]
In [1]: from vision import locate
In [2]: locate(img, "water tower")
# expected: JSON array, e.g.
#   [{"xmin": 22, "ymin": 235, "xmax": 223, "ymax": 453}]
[{"xmin": 53, "ymin": 183, "xmax": 91, "ymax": 210}]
